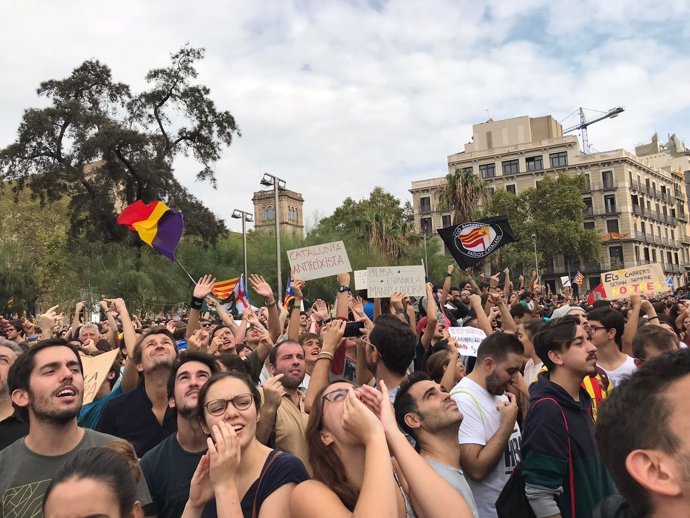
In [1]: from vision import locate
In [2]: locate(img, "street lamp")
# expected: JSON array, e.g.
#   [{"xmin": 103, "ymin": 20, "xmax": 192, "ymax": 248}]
[
  {"xmin": 531, "ymin": 233, "xmax": 539, "ymax": 285},
  {"xmin": 259, "ymin": 173, "xmax": 287, "ymax": 300},
  {"xmin": 231, "ymin": 209, "xmax": 253, "ymax": 284}
]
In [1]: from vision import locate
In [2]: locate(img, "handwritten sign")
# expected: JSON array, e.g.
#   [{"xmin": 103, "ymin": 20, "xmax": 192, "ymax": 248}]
[
  {"xmin": 81, "ymin": 349, "xmax": 119, "ymax": 405},
  {"xmin": 287, "ymin": 241, "xmax": 352, "ymax": 281},
  {"xmin": 366, "ymin": 265, "xmax": 426, "ymax": 298},
  {"xmin": 601, "ymin": 263, "xmax": 668, "ymax": 299},
  {"xmin": 447, "ymin": 326, "xmax": 487, "ymax": 357},
  {"xmin": 354, "ymin": 270, "xmax": 368, "ymax": 290}
]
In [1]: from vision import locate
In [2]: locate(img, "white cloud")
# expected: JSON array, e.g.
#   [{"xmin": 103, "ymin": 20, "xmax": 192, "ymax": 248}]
[{"xmin": 1, "ymin": 0, "xmax": 689, "ymax": 234}]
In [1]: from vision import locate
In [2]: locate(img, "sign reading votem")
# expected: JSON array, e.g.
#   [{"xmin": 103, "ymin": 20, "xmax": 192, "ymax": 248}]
[
  {"xmin": 601, "ymin": 263, "xmax": 669, "ymax": 299},
  {"xmin": 354, "ymin": 270, "xmax": 368, "ymax": 291},
  {"xmin": 287, "ymin": 241, "xmax": 352, "ymax": 281},
  {"xmin": 366, "ymin": 265, "xmax": 426, "ymax": 298},
  {"xmin": 447, "ymin": 327, "xmax": 487, "ymax": 357},
  {"xmin": 81, "ymin": 349, "xmax": 119, "ymax": 405}
]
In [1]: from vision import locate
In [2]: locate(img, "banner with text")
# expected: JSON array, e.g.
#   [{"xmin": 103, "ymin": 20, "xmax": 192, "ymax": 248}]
[
  {"xmin": 448, "ymin": 326, "xmax": 487, "ymax": 357},
  {"xmin": 366, "ymin": 265, "xmax": 426, "ymax": 298},
  {"xmin": 287, "ymin": 241, "xmax": 352, "ymax": 281},
  {"xmin": 81, "ymin": 349, "xmax": 119, "ymax": 405},
  {"xmin": 354, "ymin": 270, "xmax": 368, "ymax": 291},
  {"xmin": 601, "ymin": 263, "xmax": 668, "ymax": 299}
]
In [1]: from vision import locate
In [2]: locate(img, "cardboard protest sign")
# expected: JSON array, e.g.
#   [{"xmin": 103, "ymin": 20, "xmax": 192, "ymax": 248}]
[
  {"xmin": 287, "ymin": 241, "xmax": 352, "ymax": 281},
  {"xmin": 601, "ymin": 263, "xmax": 668, "ymax": 299},
  {"xmin": 366, "ymin": 265, "xmax": 426, "ymax": 298},
  {"xmin": 447, "ymin": 326, "xmax": 487, "ymax": 357},
  {"xmin": 81, "ymin": 349, "xmax": 119, "ymax": 405},
  {"xmin": 354, "ymin": 270, "xmax": 368, "ymax": 290}
]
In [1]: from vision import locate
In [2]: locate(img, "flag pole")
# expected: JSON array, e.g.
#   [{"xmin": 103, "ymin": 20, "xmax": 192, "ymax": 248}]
[{"xmin": 175, "ymin": 260, "xmax": 197, "ymax": 285}]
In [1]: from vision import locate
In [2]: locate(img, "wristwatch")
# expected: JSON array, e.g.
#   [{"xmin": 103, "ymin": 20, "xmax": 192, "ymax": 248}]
[{"xmin": 338, "ymin": 286, "xmax": 351, "ymax": 293}]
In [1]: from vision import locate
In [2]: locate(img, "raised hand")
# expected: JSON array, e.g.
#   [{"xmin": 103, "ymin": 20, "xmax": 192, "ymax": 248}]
[
  {"xmin": 188, "ymin": 329, "xmax": 210, "ymax": 351},
  {"xmin": 291, "ymin": 279, "xmax": 305, "ymax": 299},
  {"xmin": 447, "ymin": 264, "xmax": 454, "ymax": 275},
  {"xmin": 39, "ymin": 305, "xmax": 60, "ymax": 331},
  {"xmin": 341, "ymin": 388, "xmax": 384, "ymax": 447},
  {"xmin": 314, "ymin": 299, "xmax": 331, "ymax": 321},
  {"xmin": 207, "ymin": 422, "xmax": 241, "ymax": 488},
  {"xmin": 390, "ymin": 291, "xmax": 405, "ymax": 311},
  {"xmin": 263, "ymin": 373, "xmax": 286, "ymax": 409},
  {"xmin": 497, "ymin": 391, "xmax": 519, "ymax": 423},
  {"xmin": 321, "ymin": 319, "xmax": 346, "ymax": 353},
  {"xmin": 187, "ymin": 453, "xmax": 214, "ymax": 509},
  {"xmin": 194, "ymin": 275, "xmax": 216, "ymax": 300},
  {"xmin": 249, "ymin": 274, "xmax": 274, "ymax": 301}
]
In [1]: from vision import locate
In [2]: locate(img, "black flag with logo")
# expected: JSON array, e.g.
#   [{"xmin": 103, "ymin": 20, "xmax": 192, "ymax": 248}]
[{"xmin": 437, "ymin": 216, "xmax": 519, "ymax": 269}]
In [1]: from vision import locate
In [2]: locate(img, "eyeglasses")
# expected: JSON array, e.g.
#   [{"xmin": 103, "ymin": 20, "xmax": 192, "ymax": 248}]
[
  {"xmin": 204, "ymin": 394, "xmax": 255, "ymax": 415},
  {"xmin": 589, "ymin": 325, "xmax": 607, "ymax": 333},
  {"xmin": 322, "ymin": 388, "xmax": 348, "ymax": 403}
]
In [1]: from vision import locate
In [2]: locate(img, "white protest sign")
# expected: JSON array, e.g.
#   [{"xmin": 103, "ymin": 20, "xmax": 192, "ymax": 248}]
[
  {"xmin": 354, "ymin": 270, "xmax": 368, "ymax": 290},
  {"xmin": 601, "ymin": 263, "xmax": 668, "ymax": 299},
  {"xmin": 366, "ymin": 265, "xmax": 426, "ymax": 298},
  {"xmin": 287, "ymin": 241, "xmax": 352, "ymax": 281},
  {"xmin": 560, "ymin": 276, "xmax": 571, "ymax": 288},
  {"xmin": 448, "ymin": 326, "xmax": 487, "ymax": 357},
  {"xmin": 80, "ymin": 349, "xmax": 119, "ymax": 405}
]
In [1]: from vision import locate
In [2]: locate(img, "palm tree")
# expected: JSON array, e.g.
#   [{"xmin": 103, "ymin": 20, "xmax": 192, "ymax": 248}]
[{"xmin": 438, "ymin": 168, "xmax": 487, "ymax": 225}]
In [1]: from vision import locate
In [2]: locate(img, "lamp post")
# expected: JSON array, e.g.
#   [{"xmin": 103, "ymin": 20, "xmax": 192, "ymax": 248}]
[
  {"xmin": 231, "ymin": 209, "xmax": 253, "ymax": 284},
  {"xmin": 531, "ymin": 233, "xmax": 539, "ymax": 285},
  {"xmin": 260, "ymin": 173, "xmax": 287, "ymax": 301}
]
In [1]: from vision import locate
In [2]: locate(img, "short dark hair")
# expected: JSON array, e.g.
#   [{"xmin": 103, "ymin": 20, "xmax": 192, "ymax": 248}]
[
  {"xmin": 587, "ymin": 307, "xmax": 625, "ymax": 347},
  {"xmin": 132, "ymin": 327, "xmax": 178, "ymax": 364},
  {"xmin": 632, "ymin": 326, "xmax": 678, "ymax": 360},
  {"xmin": 216, "ymin": 353, "xmax": 250, "ymax": 374},
  {"xmin": 166, "ymin": 350, "xmax": 219, "ymax": 399},
  {"xmin": 533, "ymin": 316, "xmax": 579, "ymax": 371},
  {"xmin": 369, "ymin": 315, "xmax": 417, "ymax": 376},
  {"xmin": 394, "ymin": 371, "xmax": 431, "ymax": 444},
  {"xmin": 299, "ymin": 333, "xmax": 321, "ymax": 346},
  {"xmin": 475, "ymin": 332, "xmax": 524, "ymax": 363},
  {"xmin": 510, "ymin": 303, "xmax": 531, "ymax": 319},
  {"xmin": 268, "ymin": 339, "xmax": 302, "ymax": 367},
  {"xmin": 8, "ymin": 338, "xmax": 83, "ymax": 395},
  {"xmin": 597, "ymin": 349, "xmax": 690, "ymax": 518},
  {"xmin": 43, "ymin": 447, "xmax": 138, "ymax": 516}
]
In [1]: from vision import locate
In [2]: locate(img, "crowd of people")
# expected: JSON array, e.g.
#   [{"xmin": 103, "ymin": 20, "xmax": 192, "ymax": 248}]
[{"xmin": 1, "ymin": 264, "xmax": 690, "ymax": 518}]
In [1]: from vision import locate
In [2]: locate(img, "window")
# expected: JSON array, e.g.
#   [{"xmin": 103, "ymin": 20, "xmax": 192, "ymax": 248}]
[
  {"xmin": 584, "ymin": 221, "xmax": 595, "ymax": 230},
  {"xmin": 535, "ymin": 180, "xmax": 542, "ymax": 190},
  {"xmin": 602, "ymin": 170, "xmax": 614, "ymax": 189},
  {"xmin": 526, "ymin": 155, "xmax": 543, "ymax": 171},
  {"xmin": 675, "ymin": 252, "xmax": 680, "ymax": 265},
  {"xmin": 442, "ymin": 215, "xmax": 451, "ymax": 228},
  {"xmin": 606, "ymin": 219, "xmax": 619, "ymax": 233},
  {"xmin": 420, "ymin": 196, "xmax": 431, "ymax": 214},
  {"xmin": 641, "ymin": 221, "xmax": 646, "ymax": 235},
  {"xmin": 609, "ymin": 246, "xmax": 624, "ymax": 268},
  {"xmin": 652, "ymin": 249, "xmax": 657, "ymax": 263},
  {"xmin": 506, "ymin": 184, "xmax": 516, "ymax": 195},
  {"xmin": 421, "ymin": 217, "xmax": 432, "ymax": 235},
  {"xmin": 549, "ymin": 151, "xmax": 567, "ymax": 168},
  {"xmin": 604, "ymin": 195, "xmax": 616, "ymax": 214},
  {"xmin": 644, "ymin": 247, "xmax": 650, "ymax": 261},
  {"xmin": 502, "ymin": 160, "xmax": 519, "ymax": 175},
  {"xmin": 582, "ymin": 174, "xmax": 591, "ymax": 191},
  {"xmin": 461, "ymin": 167, "xmax": 473, "ymax": 175},
  {"xmin": 479, "ymin": 163, "xmax": 496, "ymax": 178},
  {"xmin": 667, "ymin": 251, "xmax": 673, "ymax": 265},
  {"xmin": 635, "ymin": 246, "xmax": 640, "ymax": 262},
  {"xmin": 583, "ymin": 197, "xmax": 593, "ymax": 217}
]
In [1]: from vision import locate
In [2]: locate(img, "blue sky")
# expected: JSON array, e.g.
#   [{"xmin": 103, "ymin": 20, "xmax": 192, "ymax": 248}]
[{"xmin": 1, "ymin": 0, "xmax": 690, "ymax": 233}]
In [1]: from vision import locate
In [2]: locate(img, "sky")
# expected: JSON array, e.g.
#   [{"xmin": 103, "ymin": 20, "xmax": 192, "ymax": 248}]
[{"xmin": 2, "ymin": 0, "xmax": 690, "ymax": 234}]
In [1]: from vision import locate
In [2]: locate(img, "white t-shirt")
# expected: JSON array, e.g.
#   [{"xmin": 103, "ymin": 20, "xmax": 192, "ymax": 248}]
[
  {"xmin": 451, "ymin": 377, "xmax": 522, "ymax": 518},
  {"xmin": 601, "ymin": 354, "xmax": 637, "ymax": 387}
]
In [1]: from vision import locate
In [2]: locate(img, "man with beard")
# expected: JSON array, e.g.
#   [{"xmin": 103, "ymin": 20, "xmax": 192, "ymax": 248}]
[
  {"xmin": 450, "ymin": 332, "xmax": 523, "ymax": 518},
  {"xmin": 395, "ymin": 372, "xmax": 480, "ymax": 518},
  {"xmin": 0, "ymin": 339, "xmax": 152, "ymax": 517},
  {"xmin": 97, "ymin": 327, "xmax": 178, "ymax": 456},
  {"xmin": 0, "ymin": 339, "xmax": 26, "ymax": 450},
  {"xmin": 256, "ymin": 340, "xmax": 309, "ymax": 466},
  {"xmin": 522, "ymin": 316, "xmax": 614, "ymax": 518},
  {"xmin": 140, "ymin": 351, "xmax": 218, "ymax": 518}
]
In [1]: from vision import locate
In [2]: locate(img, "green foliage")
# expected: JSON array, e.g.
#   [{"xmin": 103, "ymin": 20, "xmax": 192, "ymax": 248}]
[
  {"xmin": 437, "ymin": 168, "xmax": 487, "ymax": 225},
  {"xmin": 0, "ymin": 45, "xmax": 237, "ymax": 244},
  {"xmin": 486, "ymin": 173, "xmax": 600, "ymax": 272}
]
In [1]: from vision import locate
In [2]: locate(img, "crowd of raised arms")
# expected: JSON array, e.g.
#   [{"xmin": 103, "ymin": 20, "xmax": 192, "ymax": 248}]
[{"xmin": 3, "ymin": 265, "xmax": 690, "ymax": 518}]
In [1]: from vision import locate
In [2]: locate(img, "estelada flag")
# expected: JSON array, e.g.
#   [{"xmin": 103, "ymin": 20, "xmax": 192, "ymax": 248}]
[
  {"xmin": 117, "ymin": 200, "xmax": 184, "ymax": 261},
  {"xmin": 437, "ymin": 216, "xmax": 519, "ymax": 269}
]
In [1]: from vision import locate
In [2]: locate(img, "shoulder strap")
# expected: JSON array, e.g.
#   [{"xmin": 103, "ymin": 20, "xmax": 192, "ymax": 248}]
[
  {"xmin": 448, "ymin": 389, "xmax": 485, "ymax": 421},
  {"xmin": 252, "ymin": 449, "xmax": 285, "ymax": 518},
  {"xmin": 531, "ymin": 397, "xmax": 576, "ymax": 518}
]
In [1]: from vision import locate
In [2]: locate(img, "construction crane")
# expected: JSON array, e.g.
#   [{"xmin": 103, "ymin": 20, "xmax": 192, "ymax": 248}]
[{"xmin": 563, "ymin": 106, "xmax": 624, "ymax": 153}]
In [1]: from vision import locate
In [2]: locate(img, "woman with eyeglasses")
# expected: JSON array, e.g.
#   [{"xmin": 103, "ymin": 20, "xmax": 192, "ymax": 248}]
[
  {"xmin": 182, "ymin": 371, "xmax": 308, "ymax": 518},
  {"xmin": 291, "ymin": 379, "xmax": 475, "ymax": 518}
]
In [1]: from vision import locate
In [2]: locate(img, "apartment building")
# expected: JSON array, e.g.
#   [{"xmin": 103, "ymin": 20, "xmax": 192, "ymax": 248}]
[{"xmin": 410, "ymin": 115, "xmax": 690, "ymax": 290}]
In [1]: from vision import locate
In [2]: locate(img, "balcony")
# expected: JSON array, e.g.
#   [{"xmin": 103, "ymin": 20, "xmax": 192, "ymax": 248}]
[
  {"xmin": 604, "ymin": 206, "xmax": 619, "ymax": 215},
  {"xmin": 678, "ymin": 212, "xmax": 688, "ymax": 222},
  {"xmin": 584, "ymin": 207, "xmax": 594, "ymax": 218},
  {"xmin": 602, "ymin": 179, "xmax": 615, "ymax": 190}
]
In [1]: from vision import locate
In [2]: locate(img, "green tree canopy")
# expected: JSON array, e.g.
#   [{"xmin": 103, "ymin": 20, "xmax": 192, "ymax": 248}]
[{"xmin": 0, "ymin": 46, "xmax": 238, "ymax": 243}]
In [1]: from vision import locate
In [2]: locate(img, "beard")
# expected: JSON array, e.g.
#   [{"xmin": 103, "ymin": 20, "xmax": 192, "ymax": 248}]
[
  {"xmin": 279, "ymin": 369, "xmax": 305, "ymax": 390},
  {"xmin": 29, "ymin": 388, "xmax": 82, "ymax": 425},
  {"xmin": 485, "ymin": 371, "xmax": 507, "ymax": 396}
]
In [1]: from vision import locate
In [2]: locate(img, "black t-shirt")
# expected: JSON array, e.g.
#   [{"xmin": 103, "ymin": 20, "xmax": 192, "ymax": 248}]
[
  {"xmin": 201, "ymin": 449, "xmax": 309, "ymax": 518},
  {"xmin": 141, "ymin": 433, "xmax": 204, "ymax": 518},
  {"xmin": 0, "ymin": 412, "xmax": 28, "ymax": 452},
  {"xmin": 96, "ymin": 385, "xmax": 177, "ymax": 457}
]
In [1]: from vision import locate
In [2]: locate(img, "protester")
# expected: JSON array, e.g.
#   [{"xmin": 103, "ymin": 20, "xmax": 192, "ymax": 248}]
[
  {"xmin": 0, "ymin": 338, "xmax": 26, "ymax": 450},
  {"xmin": 522, "ymin": 316, "xmax": 615, "ymax": 518},
  {"xmin": 141, "ymin": 351, "xmax": 218, "ymax": 518},
  {"xmin": 587, "ymin": 307, "xmax": 636, "ymax": 387},
  {"xmin": 182, "ymin": 371, "xmax": 308, "ymax": 517}
]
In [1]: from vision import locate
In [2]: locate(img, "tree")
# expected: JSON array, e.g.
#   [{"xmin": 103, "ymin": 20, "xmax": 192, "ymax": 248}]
[
  {"xmin": 0, "ymin": 46, "xmax": 238, "ymax": 243},
  {"xmin": 486, "ymin": 173, "xmax": 600, "ymax": 272},
  {"xmin": 438, "ymin": 168, "xmax": 487, "ymax": 225}
]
